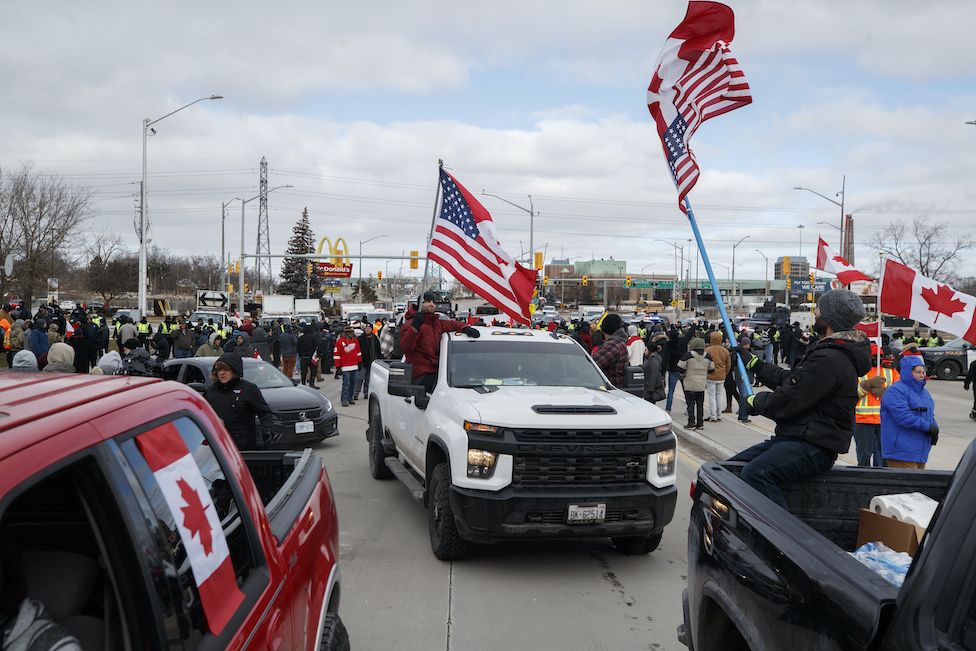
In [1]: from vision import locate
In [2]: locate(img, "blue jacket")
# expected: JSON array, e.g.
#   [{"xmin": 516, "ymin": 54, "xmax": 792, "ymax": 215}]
[
  {"xmin": 29, "ymin": 327, "xmax": 50, "ymax": 355},
  {"xmin": 881, "ymin": 356, "xmax": 937, "ymax": 463}
]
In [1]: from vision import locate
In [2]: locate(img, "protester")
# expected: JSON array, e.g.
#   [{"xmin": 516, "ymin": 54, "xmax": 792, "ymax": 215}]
[
  {"xmin": 641, "ymin": 337, "xmax": 667, "ymax": 404},
  {"xmin": 251, "ymin": 326, "xmax": 272, "ymax": 363},
  {"xmin": 678, "ymin": 337, "xmax": 714, "ymax": 430},
  {"xmin": 400, "ymin": 291, "xmax": 479, "ymax": 394},
  {"xmin": 203, "ymin": 353, "xmax": 273, "ymax": 451},
  {"xmin": 42, "ymin": 342, "xmax": 76, "ymax": 373},
  {"xmin": 625, "ymin": 325, "xmax": 646, "ymax": 366},
  {"xmin": 172, "ymin": 322, "xmax": 194, "ymax": 359},
  {"xmin": 704, "ymin": 330, "xmax": 731, "ymax": 422},
  {"xmin": 729, "ymin": 289, "xmax": 871, "ymax": 508},
  {"xmin": 379, "ymin": 320, "xmax": 397, "ymax": 360},
  {"xmin": 880, "ymin": 355, "xmax": 938, "ymax": 469},
  {"xmin": 9, "ymin": 350, "xmax": 38, "ymax": 372},
  {"xmin": 728, "ymin": 335, "xmax": 755, "ymax": 423},
  {"xmin": 665, "ymin": 326, "xmax": 686, "ymax": 412},
  {"xmin": 232, "ymin": 332, "xmax": 256, "ymax": 359},
  {"xmin": 195, "ymin": 333, "xmax": 224, "ymax": 358},
  {"xmin": 8, "ymin": 320, "xmax": 25, "ymax": 367},
  {"xmin": 334, "ymin": 325, "xmax": 362, "ymax": 407},
  {"xmin": 356, "ymin": 323, "xmax": 382, "ymax": 400},
  {"xmin": 97, "ymin": 350, "xmax": 122, "ymax": 375},
  {"xmin": 592, "ymin": 314, "xmax": 629, "ymax": 388},
  {"xmin": 854, "ymin": 345, "xmax": 899, "ymax": 467},
  {"xmin": 279, "ymin": 325, "xmax": 299, "ymax": 379},
  {"xmin": 67, "ymin": 325, "xmax": 95, "ymax": 373},
  {"xmin": 316, "ymin": 325, "xmax": 334, "ymax": 381},
  {"xmin": 28, "ymin": 320, "xmax": 50, "ymax": 357},
  {"xmin": 150, "ymin": 328, "xmax": 171, "ymax": 364},
  {"xmin": 965, "ymin": 359, "xmax": 976, "ymax": 421},
  {"xmin": 297, "ymin": 325, "xmax": 319, "ymax": 389}
]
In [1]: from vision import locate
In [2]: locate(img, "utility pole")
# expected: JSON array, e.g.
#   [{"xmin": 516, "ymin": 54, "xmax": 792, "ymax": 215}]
[{"xmin": 255, "ymin": 157, "xmax": 270, "ymax": 295}]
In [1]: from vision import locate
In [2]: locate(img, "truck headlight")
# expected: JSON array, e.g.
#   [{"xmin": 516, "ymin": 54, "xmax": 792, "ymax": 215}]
[
  {"xmin": 467, "ymin": 449, "xmax": 498, "ymax": 478},
  {"xmin": 653, "ymin": 423, "xmax": 672, "ymax": 437},
  {"xmin": 656, "ymin": 448, "xmax": 675, "ymax": 477},
  {"xmin": 464, "ymin": 421, "xmax": 502, "ymax": 436}
]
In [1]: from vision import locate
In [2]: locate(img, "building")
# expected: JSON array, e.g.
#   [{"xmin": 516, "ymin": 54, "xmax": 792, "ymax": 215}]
[
  {"xmin": 574, "ymin": 258, "xmax": 626, "ymax": 278},
  {"xmin": 773, "ymin": 256, "xmax": 810, "ymax": 282}
]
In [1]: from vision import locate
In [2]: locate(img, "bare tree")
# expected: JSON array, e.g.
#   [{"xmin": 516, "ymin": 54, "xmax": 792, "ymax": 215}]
[
  {"xmin": 0, "ymin": 163, "xmax": 93, "ymax": 306},
  {"xmin": 869, "ymin": 216, "xmax": 973, "ymax": 282},
  {"xmin": 86, "ymin": 229, "xmax": 135, "ymax": 308}
]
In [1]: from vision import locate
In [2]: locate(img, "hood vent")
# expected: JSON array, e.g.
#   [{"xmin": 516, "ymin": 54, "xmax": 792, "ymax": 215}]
[{"xmin": 531, "ymin": 404, "xmax": 617, "ymax": 415}]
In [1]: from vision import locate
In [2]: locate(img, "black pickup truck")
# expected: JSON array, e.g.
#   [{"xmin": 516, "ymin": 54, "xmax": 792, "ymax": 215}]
[{"xmin": 679, "ymin": 443, "xmax": 976, "ymax": 650}]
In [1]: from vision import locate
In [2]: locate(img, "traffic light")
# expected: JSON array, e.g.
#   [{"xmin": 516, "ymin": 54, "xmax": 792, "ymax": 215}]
[
  {"xmin": 234, "ymin": 260, "xmax": 240, "ymax": 274},
  {"xmin": 625, "ymin": 275, "xmax": 632, "ymax": 287},
  {"xmin": 543, "ymin": 275, "xmax": 549, "ymax": 286},
  {"xmin": 244, "ymin": 283, "xmax": 249, "ymax": 294},
  {"xmin": 786, "ymin": 277, "xmax": 792, "ymax": 291},
  {"xmin": 782, "ymin": 256, "xmax": 791, "ymax": 276},
  {"xmin": 377, "ymin": 271, "xmax": 383, "ymax": 281},
  {"xmin": 581, "ymin": 275, "xmax": 589, "ymax": 287},
  {"xmin": 809, "ymin": 271, "xmax": 815, "ymax": 284},
  {"xmin": 409, "ymin": 250, "xmax": 419, "ymax": 270},
  {"xmin": 307, "ymin": 262, "xmax": 313, "ymax": 275},
  {"xmin": 534, "ymin": 251, "xmax": 544, "ymax": 270}
]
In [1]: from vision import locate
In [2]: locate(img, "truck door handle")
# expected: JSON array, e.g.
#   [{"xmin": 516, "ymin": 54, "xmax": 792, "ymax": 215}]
[{"xmin": 404, "ymin": 397, "xmax": 413, "ymax": 404}]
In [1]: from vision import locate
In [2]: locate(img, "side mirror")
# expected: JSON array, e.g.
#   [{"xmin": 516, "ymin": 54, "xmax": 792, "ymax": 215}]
[
  {"xmin": 625, "ymin": 366, "xmax": 645, "ymax": 387},
  {"xmin": 388, "ymin": 361, "xmax": 414, "ymax": 388},
  {"xmin": 187, "ymin": 382, "xmax": 206, "ymax": 394}
]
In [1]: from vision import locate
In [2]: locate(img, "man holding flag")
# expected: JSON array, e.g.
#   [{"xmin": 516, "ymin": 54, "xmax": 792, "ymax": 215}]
[{"xmin": 401, "ymin": 291, "xmax": 480, "ymax": 395}]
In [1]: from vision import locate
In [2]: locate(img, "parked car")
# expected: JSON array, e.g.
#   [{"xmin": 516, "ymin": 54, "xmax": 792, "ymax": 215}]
[
  {"xmin": 920, "ymin": 337, "xmax": 976, "ymax": 380},
  {"xmin": 0, "ymin": 374, "xmax": 348, "ymax": 650},
  {"xmin": 162, "ymin": 357, "xmax": 339, "ymax": 448}
]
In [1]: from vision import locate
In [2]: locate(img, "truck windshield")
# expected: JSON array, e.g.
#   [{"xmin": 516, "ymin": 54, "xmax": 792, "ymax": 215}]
[{"xmin": 448, "ymin": 341, "xmax": 606, "ymax": 389}]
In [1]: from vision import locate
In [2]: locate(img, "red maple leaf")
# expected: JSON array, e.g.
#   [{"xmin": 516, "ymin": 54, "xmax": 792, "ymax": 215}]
[
  {"xmin": 177, "ymin": 478, "xmax": 213, "ymax": 555},
  {"xmin": 920, "ymin": 284, "xmax": 966, "ymax": 323},
  {"xmin": 832, "ymin": 255, "xmax": 852, "ymax": 267}
]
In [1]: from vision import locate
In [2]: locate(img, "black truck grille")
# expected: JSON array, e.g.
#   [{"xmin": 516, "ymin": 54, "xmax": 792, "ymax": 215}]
[
  {"xmin": 511, "ymin": 428, "xmax": 649, "ymax": 443},
  {"xmin": 513, "ymin": 455, "xmax": 648, "ymax": 486}
]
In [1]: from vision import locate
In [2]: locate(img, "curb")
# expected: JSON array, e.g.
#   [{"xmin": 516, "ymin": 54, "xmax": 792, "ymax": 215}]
[{"xmin": 671, "ymin": 422, "xmax": 736, "ymax": 461}]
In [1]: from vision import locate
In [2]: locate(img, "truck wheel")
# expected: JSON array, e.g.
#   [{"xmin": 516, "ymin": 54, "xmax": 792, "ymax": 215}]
[
  {"xmin": 935, "ymin": 360, "xmax": 960, "ymax": 381},
  {"xmin": 368, "ymin": 404, "xmax": 393, "ymax": 479},
  {"xmin": 428, "ymin": 462, "xmax": 473, "ymax": 561},
  {"xmin": 612, "ymin": 531, "xmax": 663, "ymax": 555},
  {"xmin": 319, "ymin": 613, "xmax": 350, "ymax": 651}
]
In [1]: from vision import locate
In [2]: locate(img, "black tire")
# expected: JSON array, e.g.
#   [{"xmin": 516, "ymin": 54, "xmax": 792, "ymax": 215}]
[
  {"xmin": 428, "ymin": 462, "xmax": 473, "ymax": 561},
  {"xmin": 319, "ymin": 613, "xmax": 350, "ymax": 651},
  {"xmin": 612, "ymin": 531, "xmax": 663, "ymax": 555},
  {"xmin": 368, "ymin": 403, "xmax": 393, "ymax": 479},
  {"xmin": 935, "ymin": 360, "xmax": 961, "ymax": 381}
]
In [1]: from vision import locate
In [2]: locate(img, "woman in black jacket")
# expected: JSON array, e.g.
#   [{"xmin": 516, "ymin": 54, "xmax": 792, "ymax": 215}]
[
  {"xmin": 297, "ymin": 325, "xmax": 319, "ymax": 389},
  {"xmin": 204, "ymin": 353, "xmax": 273, "ymax": 450}
]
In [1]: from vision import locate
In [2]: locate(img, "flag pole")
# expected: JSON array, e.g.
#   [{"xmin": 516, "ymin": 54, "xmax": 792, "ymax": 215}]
[
  {"xmin": 683, "ymin": 198, "xmax": 753, "ymax": 398},
  {"xmin": 420, "ymin": 159, "xmax": 445, "ymax": 297},
  {"xmin": 877, "ymin": 253, "xmax": 886, "ymax": 369}
]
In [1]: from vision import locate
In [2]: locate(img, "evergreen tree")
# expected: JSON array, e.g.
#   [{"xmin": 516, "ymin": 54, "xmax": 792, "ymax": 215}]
[{"xmin": 278, "ymin": 208, "xmax": 320, "ymax": 298}]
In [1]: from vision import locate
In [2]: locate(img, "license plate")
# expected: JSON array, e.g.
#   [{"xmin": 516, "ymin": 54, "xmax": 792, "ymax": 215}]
[
  {"xmin": 295, "ymin": 421, "xmax": 315, "ymax": 434},
  {"xmin": 567, "ymin": 503, "xmax": 606, "ymax": 524}
]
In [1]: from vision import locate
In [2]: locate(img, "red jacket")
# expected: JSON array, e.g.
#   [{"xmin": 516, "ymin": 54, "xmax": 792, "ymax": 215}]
[
  {"xmin": 333, "ymin": 335, "xmax": 362, "ymax": 371},
  {"xmin": 400, "ymin": 307, "xmax": 468, "ymax": 376}
]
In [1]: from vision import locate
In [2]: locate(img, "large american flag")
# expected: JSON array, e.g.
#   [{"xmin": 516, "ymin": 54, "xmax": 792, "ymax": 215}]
[
  {"xmin": 647, "ymin": 1, "xmax": 752, "ymax": 212},
  {"xmin": 427, "ymin": 169, "xmax": 537, "ymax": 324}
]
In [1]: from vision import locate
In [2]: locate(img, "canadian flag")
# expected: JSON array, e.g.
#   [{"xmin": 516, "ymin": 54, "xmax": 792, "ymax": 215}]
[
  {"xmin": 880, "ymin": 258, "xmax": 976, "ymax": 345},
  {"xmin": 136, "ymin": 423, "xmax": 245, "ymax": 635},
  {"xmin": 855, "ymin": 320, "xmax": 880, "ymax": 339},
  {"xmin": 816, "ymin": 237, "xmax": 873, "ymax": 285}
]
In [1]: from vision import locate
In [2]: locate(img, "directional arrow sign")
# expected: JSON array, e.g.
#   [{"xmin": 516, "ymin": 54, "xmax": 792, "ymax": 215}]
[{"xmin": 197, "ymin": 290, "xmax": 229, "ymax": 309}]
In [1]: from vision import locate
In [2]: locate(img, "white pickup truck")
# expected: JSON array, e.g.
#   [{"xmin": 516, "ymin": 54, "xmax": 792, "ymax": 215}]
[{"xmin": 367, "ymin": 327, "xmax": 677, "ymax": 560}]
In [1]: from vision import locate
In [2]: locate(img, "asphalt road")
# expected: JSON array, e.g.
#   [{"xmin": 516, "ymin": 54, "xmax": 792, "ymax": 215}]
[
  {"xmin": 309, "ymin": 374, "xmax": 698, "ymax": 651},
  {"xmin": 919, "ymin": 377, "xmax": 976, "ymax": 466}
]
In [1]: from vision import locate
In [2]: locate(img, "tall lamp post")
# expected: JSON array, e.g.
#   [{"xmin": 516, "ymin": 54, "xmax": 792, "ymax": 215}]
[
  {"xmin": 239, "ymin": 185, "xmax": 292, "ymax": 312},
  {"xmin": 221, "ymin": 197, "xmax": 241, "ymax": 290},
  {"xmin": 482, "ymin": 191, "xmax": 535, "ymax": 266},
  {"xmin": 655, "ymin": 239, "xmax": 685, "ymax": 307},
  {"xmin": 755, "ymin": 250, "xmax": 769, "ymax": 301},
  {"xmin": 797, "ymin": 224, "xmax": 805, "ymax": 258},
  {"xmin": 794, "ymin": 176, "xmax": 846, "ymax": 256},
  {"xmin": 140, "ymin": 94, "xmax": 223, "ymax": 317},
  {"xmin": 358, "ymin": 235, "xmax": 387, "ymax": 298},
  {"xmin": 730, "ymin": 235, "xmax": 750, "ymax": 315}
]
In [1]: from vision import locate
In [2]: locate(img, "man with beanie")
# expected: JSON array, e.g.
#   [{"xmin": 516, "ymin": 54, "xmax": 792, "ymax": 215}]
[
  {"xmin": 592, "ymin": 313, "xmax": 629, "ymax": 387},
  {"xmin": 400, "ymin": 291, "xmax": 480, "ymax": 394},
  {"xmin": 729, "ymin": 289, "xmax": 872, "ymax": 508}
]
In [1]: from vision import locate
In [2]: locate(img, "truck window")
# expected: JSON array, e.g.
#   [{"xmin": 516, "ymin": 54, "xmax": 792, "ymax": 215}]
[
  {"xmin": 120, "ymin": 416, "xmax": 263, "ymax": 641},
  {"xmin": 448, "ymin": 341, "xmax": 607, "ymax": 389}
]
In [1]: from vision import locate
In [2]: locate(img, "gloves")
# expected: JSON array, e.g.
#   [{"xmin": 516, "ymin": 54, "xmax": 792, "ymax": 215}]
[
  {"xmin": 928, "ymin": 422, "xmax": 939, "ymax": 446},
  {"xmin": 965, "ymin": 381, "xmax": 971, "ymax": 391},
  {"xmin": 745, "ymin": 393, "xmax": 758, "ymax": 414},
  {"xmin": 461, "ymin": 326, "xmax": 481, "ymax": 338},
  {"xmin": 411, "ymin": 314, "xmax": 425, "ymax": 330}
]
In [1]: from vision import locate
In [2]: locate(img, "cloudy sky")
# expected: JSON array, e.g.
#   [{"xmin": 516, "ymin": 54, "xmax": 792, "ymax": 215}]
[{"xmin": 3, "ymin": 0, "xmax": 975, "ymax": 284}]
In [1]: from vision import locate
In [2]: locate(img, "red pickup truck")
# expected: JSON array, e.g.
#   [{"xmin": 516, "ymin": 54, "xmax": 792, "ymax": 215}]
[{"xmin": 0, "ymin": 374, "xmax": 349, "ymax": 650}]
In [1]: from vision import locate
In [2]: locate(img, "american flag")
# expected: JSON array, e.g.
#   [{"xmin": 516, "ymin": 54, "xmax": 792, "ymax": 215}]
[
  {"xmin": 427, "ymin": 169, "xmax": 537, "ymax": 324},
  {"xmin": 647, "ymin": 1, "xmax": 752, "ymax": 212}
]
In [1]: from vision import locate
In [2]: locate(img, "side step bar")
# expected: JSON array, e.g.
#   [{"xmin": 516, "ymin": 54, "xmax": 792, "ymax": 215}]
[{"xmin": 385, "ymin": 458, "xmax": 425, "ymax": 502}]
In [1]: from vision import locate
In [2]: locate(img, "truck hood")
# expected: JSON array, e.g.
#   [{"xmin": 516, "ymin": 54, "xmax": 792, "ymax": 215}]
[{"xmin": 456, "ymin": 385, "xmax": 669, "ymax": 430}]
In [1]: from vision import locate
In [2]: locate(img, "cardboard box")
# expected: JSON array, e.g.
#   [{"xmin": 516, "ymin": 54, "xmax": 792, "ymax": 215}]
[{"xmin": 857, "ymin": 508, "xmax": 925, "ymax": 557}]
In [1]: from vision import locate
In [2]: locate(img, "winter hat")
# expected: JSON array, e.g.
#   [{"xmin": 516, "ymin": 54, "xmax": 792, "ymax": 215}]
[
  {"xmin": 47, "ymin": 342, "xmax": 75, "ymax": 366},
  {"xmin": 689, "ymin": 337, "xmax": 706, "ymax": 352},
  {"xmin": 600, "ymin": 313, "xmax": 624, "ymax": 334},
  {"xmin": 11, "ymin": 350, "xmax": 37, "ymax": 371},
  {"xmin": 738, "ymin": 334, "xmax": 751, "ymax": 345},
  {"xmin": 627, "ymin": 325, "xmax": 638, "ymax": 337},
  {"xmin": 97, "ymin": 351, "xmax": 122, "ymax": 374},
  {"xmin": 817, "ymin": 289, "xmax": 865, "ymax": 332}
]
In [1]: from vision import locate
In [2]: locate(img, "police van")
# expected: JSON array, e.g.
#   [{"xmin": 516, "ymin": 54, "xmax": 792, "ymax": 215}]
[{"xmin": 920, "ymin": 337, "xmax": 976, "ymax": 380}]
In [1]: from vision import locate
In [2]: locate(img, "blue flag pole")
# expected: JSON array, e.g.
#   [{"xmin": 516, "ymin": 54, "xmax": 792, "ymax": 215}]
[{"xmin": 682, "ymin": 197, "xmax": 753, "ymax": 399}]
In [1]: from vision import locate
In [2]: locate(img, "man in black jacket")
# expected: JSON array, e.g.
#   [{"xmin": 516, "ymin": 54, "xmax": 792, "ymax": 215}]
[
  {"xmin": 356, "ymin": 323, "xmax": 382, "ymax": 399},
  {"xmin": 297, "ymin": 325, "xmax": 319, "ymax": 389},
  {"xmin": 730, "ymin": 289, "xmax": 872, "ymax": 508},
  {"xmin": 204, "ymin": 353, "xmax": 273, "ymax": 451}
]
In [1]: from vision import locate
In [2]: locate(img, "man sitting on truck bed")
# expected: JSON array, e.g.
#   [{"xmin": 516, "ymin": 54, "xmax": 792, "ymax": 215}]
[
  {"xmin": 400, "ymin": 291, "xmax": 480, "ymax": 394},
  {"xmin": 731, "ymin": 289, "xmax": 872, "ymax": 508}
]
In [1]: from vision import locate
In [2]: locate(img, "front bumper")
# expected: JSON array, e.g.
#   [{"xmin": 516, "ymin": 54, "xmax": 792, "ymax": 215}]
[
  {"xmin": 448, "ymin": 482, "xmax": 677, "ymax": 543},
  {"xmin": 265, "ymin": 413, "xmax": 339, "ymax": 448}
]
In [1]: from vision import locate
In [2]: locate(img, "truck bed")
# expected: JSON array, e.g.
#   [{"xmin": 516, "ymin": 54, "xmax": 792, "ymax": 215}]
[{"xmin": 242, "ymin": 449, "xmax": 323, "ymax": 542}]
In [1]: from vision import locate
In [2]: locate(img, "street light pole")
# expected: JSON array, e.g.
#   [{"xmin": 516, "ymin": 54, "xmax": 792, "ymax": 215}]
[
  {"xmin": 656, "ymin": 239, "xmax": 687, "ymax": 308},
  {"xmin": 240, "ymin": 184, "xmax": 292, "ymax": 313},
  {"xmin": 731, "ymin": 235, "xmax": 750, "ymax": 315},
  {"xmin": 139, "ymin": 94, "xmax": 223, "ymax": 317},
  {"xmin": 482, "ymin": 191, "xmax": 535, "ymax": 266},
  {"xmin": 797, "ymin": 224, "xmax": 805, "ymax": 258},
  {"xmin": 358, "ymin": 235, "xmax": 387, "ymax": 299},
  {"xmin": 755, "ymin": 250, "xmax": 769, "ymax": 300},
  {"xmin": 795, "ymin": 176, "xmax": 846, "ymax": 257},
  {"xmin": 222, "ymin": 198, "xmax": 241, "ymax": 291}
]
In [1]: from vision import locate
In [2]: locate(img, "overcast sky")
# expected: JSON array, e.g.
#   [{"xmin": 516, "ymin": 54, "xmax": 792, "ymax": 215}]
[{"xmin": 3, "ymin": 0, "xmax": 975, "ymax": 284}]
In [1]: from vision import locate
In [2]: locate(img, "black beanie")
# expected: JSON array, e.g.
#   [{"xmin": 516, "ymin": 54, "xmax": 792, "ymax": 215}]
[{"xmin": 600, "ymin": 313, "xmax": 624, "ymax": 334}]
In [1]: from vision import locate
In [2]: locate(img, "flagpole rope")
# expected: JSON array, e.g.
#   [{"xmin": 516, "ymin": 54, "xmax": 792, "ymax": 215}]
[{"xmin": 683, "ymin": 197, "xmax": 753, "ymax": 398}]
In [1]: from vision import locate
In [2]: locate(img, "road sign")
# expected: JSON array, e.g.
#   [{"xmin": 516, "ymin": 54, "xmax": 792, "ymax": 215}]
[{"xmin": 197, "ymin": 290, "xmax": 229, "ymax": 309}]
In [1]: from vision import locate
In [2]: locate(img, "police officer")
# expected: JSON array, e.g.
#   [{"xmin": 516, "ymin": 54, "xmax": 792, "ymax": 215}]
[{"xmin": 136, "ymin": 315, "xmax": 152, "ymax": 348}]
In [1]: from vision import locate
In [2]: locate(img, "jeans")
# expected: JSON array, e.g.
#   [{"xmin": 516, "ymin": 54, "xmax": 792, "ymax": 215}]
[
  {"xmin": 853, "ymin": 423, "xmax": 884, "ymax": 467},
  {"xmin": 684, "ymin": 390, "xmax": 704, "ymax": 426},
  {"xmin": 665, "ymin": 371, "xmax": 683, "ymax": 411},
  {"xmin": 356, "ymin": 366, "xmax": 371, "ymax": 397},
  {"xmin": 341, "ymin": 369, "xmax": 357, "ymax": 404},
  {"xmin": 764, "ymin": 344, "xmax": 774, "ymax": 363},
  {"xmin": 729, "ymin": 437, "xmax": 837, "ymax": 509},
  {"xmin": 174, "ymin": 348, "xmax": 190, "ymax": 359},
  {"xmin": 706, "ymin": 380, "xmax": 724, "ymax": 420}
]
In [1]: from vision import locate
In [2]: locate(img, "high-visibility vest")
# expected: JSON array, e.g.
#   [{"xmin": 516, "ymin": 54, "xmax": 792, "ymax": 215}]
[
  {"xmin": 137, "ymin": 322, "xmax": 151, "ymax": 334},
  {"xmin": 159, "ymin": 322, "xmax": 172, "ymax": 334},
  {"xmin": 773, "ymin": 331, "xmax": 780, "ymax": 342},
  {"xmin": 927, "ymin": 336, "xmax": 940, "ymax": 348},
  {"xmin": 855, "ymin": 366, "xmax": 899, "ymax": 424}
]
